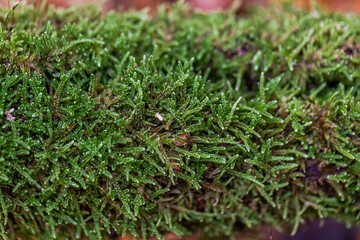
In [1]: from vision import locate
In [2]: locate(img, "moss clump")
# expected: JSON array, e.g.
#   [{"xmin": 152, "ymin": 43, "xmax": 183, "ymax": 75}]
[{"xmin": 1, "ymin": 2, "xmax": 360, "ymax": 239}]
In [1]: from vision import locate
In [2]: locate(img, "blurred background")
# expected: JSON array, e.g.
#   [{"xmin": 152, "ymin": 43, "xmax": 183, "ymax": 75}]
[
  {"xmin": 1, "ymin": 0, "xmax": 360, "ymax": 13},
  {"xmin": 104, "ymin": 0, "xmax": 360, "ymax": 13},
  {"xmin": 1, "ymin": 0, "xmax": 360, "ymax": 240}
]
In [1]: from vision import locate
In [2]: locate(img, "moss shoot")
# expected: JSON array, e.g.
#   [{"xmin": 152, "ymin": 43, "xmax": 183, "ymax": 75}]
[{"xmin": 1, "ymin": 2, "xmax": 360, "ymax": 240}]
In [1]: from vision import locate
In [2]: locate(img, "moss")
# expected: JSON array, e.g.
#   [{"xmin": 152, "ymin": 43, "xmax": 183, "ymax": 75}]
[{"xmin": 1, "ymin": 2, "xmax": 360, "ymax": 239}]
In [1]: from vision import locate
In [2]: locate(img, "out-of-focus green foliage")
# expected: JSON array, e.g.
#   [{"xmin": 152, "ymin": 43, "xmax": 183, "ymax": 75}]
[{"xmin": 1, "ymin": 2, "xmax": 360, "ymax": 239}]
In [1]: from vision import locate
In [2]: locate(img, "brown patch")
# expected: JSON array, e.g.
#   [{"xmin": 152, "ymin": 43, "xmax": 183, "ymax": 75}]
[
  {"xmin": 200, "ymin": 181, "xmax": 224, "ymax": 193},
  {"xmin": 339, "ymin": 40, "xmax": 360, "ymax": 59},
  {"xmin": 193, "ymin": 193, "xmax": 207, "ymax": 211},
  {"xmin": 116, "ymin": 235, "xmax": 134, "ymax": 240},
  {"xmin": 305, "ymin": 96, "xmax": 337, "ymax": 149},
  {"xmin": 224, "ymin": 41, "xmax": 256, "ymax": 59},
  {"xmin": 301, "ymin": 158, "xmax": 343, "ymax": 197}
]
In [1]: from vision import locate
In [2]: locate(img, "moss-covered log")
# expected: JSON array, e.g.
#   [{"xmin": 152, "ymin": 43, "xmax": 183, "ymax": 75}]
[{"xmin": 1, "ymin": 2, "xmax": 360, "ymax": 239}]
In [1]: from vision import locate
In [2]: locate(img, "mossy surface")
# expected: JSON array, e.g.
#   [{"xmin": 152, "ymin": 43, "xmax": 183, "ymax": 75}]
[{"xmin": 1, "ymin": 2, "xmax": 360, "ymax": 239}]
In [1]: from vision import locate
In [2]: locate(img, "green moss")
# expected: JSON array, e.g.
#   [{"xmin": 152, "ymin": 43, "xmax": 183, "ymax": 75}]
[{"xmin": 1, "ymin": 2, "xmax": 360, "ymax": 239}]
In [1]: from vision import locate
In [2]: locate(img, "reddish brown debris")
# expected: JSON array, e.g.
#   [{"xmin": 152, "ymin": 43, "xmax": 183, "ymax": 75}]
[{"xmin": 172, "ymin": 133, "xmax": 187, "ymax": 146}]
